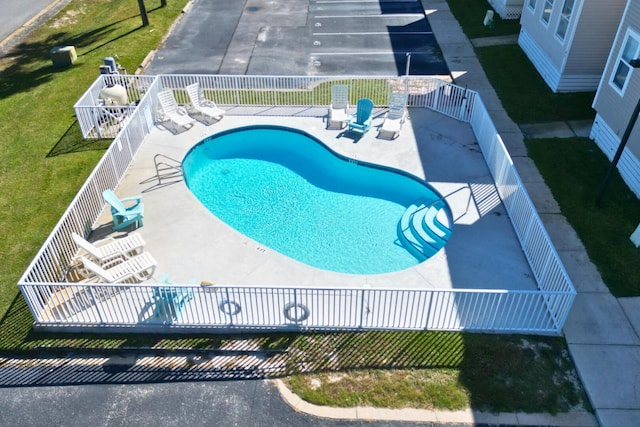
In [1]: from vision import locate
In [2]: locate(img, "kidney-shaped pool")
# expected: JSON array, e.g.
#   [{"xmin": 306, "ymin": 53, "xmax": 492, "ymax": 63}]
[{"xmin": 182, "ymin": 125, "xmax": 453, "ymax": 274}]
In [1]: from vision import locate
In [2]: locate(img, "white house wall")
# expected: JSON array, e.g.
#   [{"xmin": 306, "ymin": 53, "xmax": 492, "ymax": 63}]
[
  {"xmin": 592, "ymin": 1, "xmax": 640, "ymax": 159},
  {"xmin": 519, "ymin": 0, "xmax": 626, "ymax": 92},
  {"xmin": 519, "ymin": 27, "xmax": 562, "ymax": 90}
]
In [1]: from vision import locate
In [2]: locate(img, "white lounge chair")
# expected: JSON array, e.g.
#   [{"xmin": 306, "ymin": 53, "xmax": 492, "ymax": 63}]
[
  {"xmin": 327, "ymin": 84, "xmax": 349, "ymax": 129},
  {"xmin": 79, "ymin": 253, "xmax": 157, "ymax": 283},
  {"xmin": 157, "ymin": 90, "xmax": 195, "ymax": 133},
  {"xmin": 378, "ymin": 93, "xmax": 408, "ymax": 140},
  {"xmin": 72, "ymin": 232, "xmax": 145, "ymax": 265},
  {"xmin": 186, "ymin": 82, "xmax": 225, "ymax": 123}
]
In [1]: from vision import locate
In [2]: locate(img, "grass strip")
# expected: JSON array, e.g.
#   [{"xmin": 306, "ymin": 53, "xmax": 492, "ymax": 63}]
[
  {"xmin": 475, "ymin": 44, "xmax": 596, "ymax": 123},
  {"xmin": 526, "ymin": 137, "xmax": 640, "ymax": 297},
  {"xmin": 285, "ymin": 331, "xmax": 590, "ymax": 414}
]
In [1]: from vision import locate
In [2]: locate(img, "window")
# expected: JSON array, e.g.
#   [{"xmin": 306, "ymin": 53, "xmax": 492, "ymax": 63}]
[
  {"xmin": 541, "ymin": 0, "xmax": 554, "ymax": 25},
  {"xmin": 528, "ymin": 0, "xmax": 537, "ymax": 12},
  {"xmin": 611, "ymin": 31, "xmax": 640, "ymax": 93},
  {"xmin": 555, "ymin": 0, "xmax": 575, "ymax": 41}
]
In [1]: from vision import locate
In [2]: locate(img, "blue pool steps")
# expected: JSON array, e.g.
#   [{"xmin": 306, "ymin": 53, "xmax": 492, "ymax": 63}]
[{"xmin": 398, "ymin": 199, "xmax": 453, "ymax": 259}]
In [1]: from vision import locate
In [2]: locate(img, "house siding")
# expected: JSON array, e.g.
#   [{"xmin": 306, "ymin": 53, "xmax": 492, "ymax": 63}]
[
  {"xmin": 518, "ymin": 0, "xmax": 564, "ymax": 72},
  {"xmin": 519, "ymin": 0, "xmax": 626, "ymax": 92},
  {"xmin": 519, "ymin": 28, "xmax": 562, "ymax": 90},
  {"xmin": 592, "ymin": 0, "xmax": 640, "ymax": 147},
  {"xmin": 564, "ymin": 1, "xmax": 627, "ymax": 76}
]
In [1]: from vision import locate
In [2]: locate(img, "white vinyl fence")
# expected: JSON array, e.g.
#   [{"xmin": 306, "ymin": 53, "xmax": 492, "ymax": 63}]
[
  {"xmin": 75, "ymin": 75, "xmax": 475, "ymax": 139},
  {"xmin": 19, "ymin": 75, "xmax": 574, "ymax": 335}
]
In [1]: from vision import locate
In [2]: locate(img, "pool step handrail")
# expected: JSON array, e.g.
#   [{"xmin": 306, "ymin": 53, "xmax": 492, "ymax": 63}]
[{"xmin": 153, "ymin": 154, "xmax": 183, "ymax": 185}]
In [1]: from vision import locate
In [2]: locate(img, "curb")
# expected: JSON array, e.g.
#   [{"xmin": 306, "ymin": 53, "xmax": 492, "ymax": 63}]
[{"xmin": 273, "ymin": 379, "xmax": 598, "ymax": 427}]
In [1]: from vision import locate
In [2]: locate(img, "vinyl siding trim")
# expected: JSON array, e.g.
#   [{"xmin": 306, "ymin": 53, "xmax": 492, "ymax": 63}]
[
  {"xmin": 590, "ymin": 114, "xmax": 640, "ymax": 198},
  {"xmin": 519, "ymin": 28, "xmax": 562, "ymax": 91}
]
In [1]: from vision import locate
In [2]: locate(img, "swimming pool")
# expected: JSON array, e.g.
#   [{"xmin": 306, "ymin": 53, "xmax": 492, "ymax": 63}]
[{"xmin": 182, "ymin": 126, "xmax": 452, "ymax": 274}]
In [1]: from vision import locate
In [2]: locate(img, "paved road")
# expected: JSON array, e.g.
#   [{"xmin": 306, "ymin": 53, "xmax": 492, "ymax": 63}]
[
  {"xmin": 0, "ymin": 0, "xmax": 59, "ymax": 42},
  {"xmin": 146, "ymin": 0, "xmax": 449, "ymax": 76},
  {"xmin": 0, "ymin": 355, "xmax": 434, "ymax": 427}
]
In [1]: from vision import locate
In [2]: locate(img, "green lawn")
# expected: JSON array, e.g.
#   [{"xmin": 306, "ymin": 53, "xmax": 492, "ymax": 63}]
[
  {"xmin": 285, "ymin": 331, "xmax": 589, "ymax": 414},
  {"xmin": 475, "ymin": 45, "xmax": 596, "ymax": 123}
]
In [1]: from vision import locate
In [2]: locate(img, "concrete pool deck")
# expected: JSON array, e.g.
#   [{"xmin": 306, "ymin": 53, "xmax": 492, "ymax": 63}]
[{"xmin": 94, "ymin": 108, "xmax": 537, "ymax": 293}]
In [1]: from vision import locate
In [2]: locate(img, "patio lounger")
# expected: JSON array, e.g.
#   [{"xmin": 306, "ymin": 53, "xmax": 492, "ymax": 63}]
[
  {"xmin": 79, "ymin": 253, "xmax": 157, "ymax": 283},
  {"xmin": 102, "ymin": 189, "xmax": 144, "ymax": 231},
  {"xmin": 157, "ymin": 89, "xmax": 195, "ymax": 133},
  {"xmin": 347, "ymin": 98, "xmax": 374, "ymax": 136},
  {"xmin": 328, "ymin": 84, "xmax": 349, "ymax": 129},
  {"xmin": 72, "ymin": 232, "xmax": 145, "ymax": 265},
  {"xmin": 185, "ymin": 82, "xmax": 225, "ymax": 123},
  {"xmin": 378, "ymin": 93, "xmax": 408, "ymax": 140}
]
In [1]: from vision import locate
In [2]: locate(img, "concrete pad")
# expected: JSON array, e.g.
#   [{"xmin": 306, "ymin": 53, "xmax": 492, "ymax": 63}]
[
  {"xmin": 598, "ymin": 409, "xmax": 640, "ymax": 427},
  {"xmin": 513, "ymin": 157, "xmax": 546, "ymax": 183},
  {"xmin": 568, "ymin": 120, "xmax": 594, "ymax": 138},
  {"xmin": 356, "ymin": 406, "xmax": 437, "ymax": 422},
  {"xmin": 470, "ymin": 34, "xmax": 520, "ymax": 48},
  {"xmin": 563, "ymin": 293, "xmax": 640, "ymax": 345},
  {"xmin": 434, "ymin": 408, "xmax": 475, "ymax": 423},
  {"xmin": 569, "ymin": 344, "xmax": 640, "ymax": 409},
  {"xmin": 522, "ymin": 181, "xmax": 561, "ymax": 214},
  {"xmin": 538, "ymin": 213, "xmax": 586, "ymax": 251},
  {"xmin": 110, "ymin": 111, "xmax": 538, "ymax": 295},
  {"xmin": 619, "ymin": 297, "xmax": 640, "ymax": 338},
  {"xmin": 520, "ymin": 122, "xmax": 576, "ymax": 139},
  {"xmin": 556, "ymin": 250, "xmax": 609, "ymax": 293}
]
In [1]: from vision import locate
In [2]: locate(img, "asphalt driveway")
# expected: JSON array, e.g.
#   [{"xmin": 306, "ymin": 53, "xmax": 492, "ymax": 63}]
[{"xmin": 145, "ymin": 0, "xmax": 449, "ymax": 76}]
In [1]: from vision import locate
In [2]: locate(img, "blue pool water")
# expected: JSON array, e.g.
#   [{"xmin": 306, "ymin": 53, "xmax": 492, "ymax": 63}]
[{"xmin": 182, "ymin": 126, "xmax": 449, "ymax": 274}]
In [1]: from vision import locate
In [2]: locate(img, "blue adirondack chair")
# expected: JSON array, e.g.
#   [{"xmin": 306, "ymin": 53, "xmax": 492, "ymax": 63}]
[
  {"xmin": 102, "ymin": 189, "xmax": 144, "ymax": 230},
  {"xmin": 152, "ymin": 274, "xmax": 194, "ymax": 323},
  {"xmin": 347, "ymin": 98, "xmax": 374, "ymax": 135}
]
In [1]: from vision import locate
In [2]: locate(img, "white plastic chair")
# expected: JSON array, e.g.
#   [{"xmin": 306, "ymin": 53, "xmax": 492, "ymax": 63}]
[
  {"xmin": 186, "ymin": 82, "xmax": 225, "ymax": 123},
  {"xmin": 79, "ymin": 253, "xmax": 157, "ymax": 283},
  {"xmin": 157, "ymin": 90, "xmax": 195, "ymax": 133},
  {"xmin": 378, "ymin": 93, "xmax": 408, "ymax": 140},
  {"xmin": 72, "ymin": 232, "xmax": 145, "ymax": 265},
  {"xmin": 327, "ymin": 84, "xmax": 349, "ymax": 129}
]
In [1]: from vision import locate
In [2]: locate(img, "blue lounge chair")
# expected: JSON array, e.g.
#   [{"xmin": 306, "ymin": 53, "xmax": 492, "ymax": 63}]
[
  {"xmin": 347, "ymin": 98, "xmax": 374, "ymax": 136},
  {"xmin": 102, "ymin": 189, "xmax": 144, "ymax": 230}
]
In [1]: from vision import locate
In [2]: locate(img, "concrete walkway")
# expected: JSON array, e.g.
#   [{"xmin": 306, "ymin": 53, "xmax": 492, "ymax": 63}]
[{"xmin": 422, "ymin": 1, "xmax": 640, "ymax": 426}]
